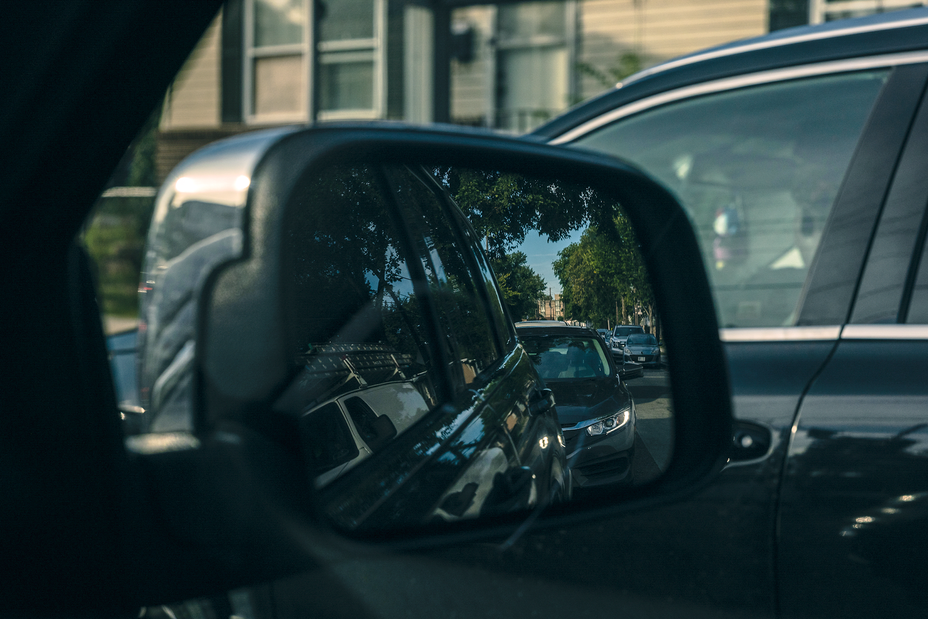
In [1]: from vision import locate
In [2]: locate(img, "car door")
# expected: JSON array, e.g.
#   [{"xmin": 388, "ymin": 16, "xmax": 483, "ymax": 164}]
[
  {"xmin": 555, "ymin": 58, "xmax": 928, "ymax": 614},
  {"xmin": 777, "ymin": 72, "xmax": 928, "ymax": 618}
]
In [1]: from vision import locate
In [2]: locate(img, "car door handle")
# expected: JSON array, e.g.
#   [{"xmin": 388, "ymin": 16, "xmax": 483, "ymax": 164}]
[{"xmin": 729, "ymin": 420, "xmax": 772, "ymax": 462}]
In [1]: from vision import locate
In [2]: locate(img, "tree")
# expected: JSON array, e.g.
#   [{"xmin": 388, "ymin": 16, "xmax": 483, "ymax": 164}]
[
  {"xmin": 553, "ymin": 214, "xmax": 656, "ymax": 330},
  {"xmin": 490, "ymin": 252, "xmax": 547, "ymax": 321}
]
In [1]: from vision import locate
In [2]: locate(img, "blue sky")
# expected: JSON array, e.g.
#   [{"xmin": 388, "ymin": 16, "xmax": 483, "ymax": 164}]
[{"xmin": 514, "ymin": 228, "xmax": 584, "ymax": 295}]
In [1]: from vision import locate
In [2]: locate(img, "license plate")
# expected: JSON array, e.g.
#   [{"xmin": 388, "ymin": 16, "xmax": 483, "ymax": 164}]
[{"xmin": 637, "ymin": 356, "xmax": 645, "ymax": 362}]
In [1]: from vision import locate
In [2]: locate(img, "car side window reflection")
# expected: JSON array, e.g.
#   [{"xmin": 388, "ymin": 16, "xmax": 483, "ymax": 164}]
[
  {"xmin": 576, "ymin": 71, "xmax": 889, "ymax": 328},
  {"xmin": 279, "ymin": 164, "xmax": 443, "ymax": 481},
  {"xmin": 385, "ymin": 166, "xmax": 504, "ymax": 391}
]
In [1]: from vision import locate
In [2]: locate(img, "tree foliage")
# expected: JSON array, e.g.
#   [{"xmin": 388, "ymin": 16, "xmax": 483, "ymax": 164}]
[
  {"xmin": 553, "ymin": 214, "xmax": 654, "ymax": 328},
  {"xmin": 435, "ymin": 167, "xmax": 623, "ymax": 322},
  {"xmin": 490, "ymin": 251, "xmax": 547, "ymax": 321}
]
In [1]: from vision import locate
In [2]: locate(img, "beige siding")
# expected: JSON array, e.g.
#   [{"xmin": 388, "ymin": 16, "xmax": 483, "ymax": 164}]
[
  {"xmin": 578, "ymin": 0, "xmax": 767, "ymax": 100},
  {"xmin": 161, "ymin": 13, "xmax": 222, "ymax": 129},
  {"xmin": 451, "ymin": 0, "xmax": 768, "ymax": 128}
]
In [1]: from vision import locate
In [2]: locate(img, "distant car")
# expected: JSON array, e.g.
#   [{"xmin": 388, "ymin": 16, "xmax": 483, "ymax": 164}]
[
  {"xmin": 609, "ymin": 324, "xmax": 645, "ymax": 356},
  {"xmin": 517, "ymin": 324, "xmax": 636, "ymax": 488},
  {"xmin": 596, "ymin": 328, "xmax": 611, "ymax": 342},
  {"xmin": 623, "ymin": 333, "xmax": 661, "ymax": 368}
]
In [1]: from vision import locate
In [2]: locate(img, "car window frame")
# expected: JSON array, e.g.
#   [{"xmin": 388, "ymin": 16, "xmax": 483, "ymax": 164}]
[{"xmin": 555, "ymin": 54, "xmax": 928, "ymax": 337}]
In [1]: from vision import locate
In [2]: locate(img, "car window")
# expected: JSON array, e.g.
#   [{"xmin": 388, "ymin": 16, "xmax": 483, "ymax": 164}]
[
  {"xmin": 627, "ymin": 334, "xmax": 656, "ymax": 345},
  {"xmin": 521, "ymin": 335, "xmax": 612, "ymax": 379},
  {"xmin": 575, "ymin": 71, "xmax": 889, "ymax": 328},
  {"xmin": 386, "ymin": 165, "xmax": 505, "ymax": 391},
  {"xmin": 281, "ymin": 164, "xmax": 443, "ymax": 421}
]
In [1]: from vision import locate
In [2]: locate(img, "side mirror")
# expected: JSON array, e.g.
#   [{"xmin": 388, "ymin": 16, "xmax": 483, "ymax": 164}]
[{"xmin": 132, "ymin": 125, "xmax": 731, "ymax": 591}]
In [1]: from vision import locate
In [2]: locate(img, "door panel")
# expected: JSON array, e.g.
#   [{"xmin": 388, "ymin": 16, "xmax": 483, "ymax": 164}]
[{"xmin": 778, "ymin": 339, "xmax": 928, "ymax": 618}]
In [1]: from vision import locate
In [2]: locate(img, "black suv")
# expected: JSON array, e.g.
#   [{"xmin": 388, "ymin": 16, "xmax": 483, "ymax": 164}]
[{"xmin": 534, "ymin": 7, "xmax": 928, "ymax": 617}]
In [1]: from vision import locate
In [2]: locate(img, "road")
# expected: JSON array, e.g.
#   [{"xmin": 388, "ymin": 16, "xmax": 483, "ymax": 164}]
[{"xmin": 626, "ymin": 367, "xmax": 673, "ymax": 485}]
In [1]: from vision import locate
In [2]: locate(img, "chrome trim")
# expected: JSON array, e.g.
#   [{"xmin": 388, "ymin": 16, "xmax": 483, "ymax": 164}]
[
  {"xmin": 720, "ymin": 327, "xmax": 842, "ymax": 342},
  {"xmin": 552, "ymin": 51, "xmax": 928, "ymax": 144},
  {"xmin": 618, "ymin": 14, "xmax": 928, "ymax": 88},
  {"xmin": 841, "ymin": 324, "xmax": 928, "ymax": 340}
]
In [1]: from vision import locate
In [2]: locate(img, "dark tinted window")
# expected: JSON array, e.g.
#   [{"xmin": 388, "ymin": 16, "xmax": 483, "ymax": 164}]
[
  {"xmin": 284, "ymin": 164, "xmax": 440, "ymax": 411},
  {"xmin": 386, "ymin": 166, "xmax": 503, "ymax": 390},
  {"xmin": 301, "ymin": 402, "xmax": 359, "ymax": 473},
  {"xmin": 577, "ymin": 71, "xmax": 888, "ymax": 328},
  {"xmin": 627, "ymin": 334, "xmax": 657, "ymax": 345}
]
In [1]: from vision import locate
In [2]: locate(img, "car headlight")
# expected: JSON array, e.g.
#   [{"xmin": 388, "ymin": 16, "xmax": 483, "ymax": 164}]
[{"xmin": 584, "ymin": 407, "xmax": 631, "ymax": 436}]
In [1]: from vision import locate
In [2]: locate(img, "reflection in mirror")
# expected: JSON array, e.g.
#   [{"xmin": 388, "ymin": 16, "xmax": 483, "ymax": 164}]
[{"xmin": 273, "ymin": 162, "xmax": 673, "ymax": 532}]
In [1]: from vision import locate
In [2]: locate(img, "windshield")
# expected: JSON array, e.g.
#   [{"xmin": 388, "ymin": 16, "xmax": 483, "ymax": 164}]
[
  {"xmin": 521, "ymin": 335, "xmax": 612, "ymax": 379},
  {"xmin": 613, "ymin": 326, "xmax": 642, "ymax": 337},
  {"xmin": 627, "ymin": 334, "xmax": 657, "ymax": 346}
]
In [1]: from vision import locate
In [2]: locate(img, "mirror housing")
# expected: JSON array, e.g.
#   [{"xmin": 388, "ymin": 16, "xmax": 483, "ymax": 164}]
[{"xmin": 130, "ymin": 124, "xmax": 732, "ymax": 598}]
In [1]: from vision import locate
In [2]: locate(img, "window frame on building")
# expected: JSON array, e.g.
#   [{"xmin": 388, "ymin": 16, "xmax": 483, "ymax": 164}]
[{"xmin": 242, "ymin": 0, "xmax": 387, "ymax": 125}]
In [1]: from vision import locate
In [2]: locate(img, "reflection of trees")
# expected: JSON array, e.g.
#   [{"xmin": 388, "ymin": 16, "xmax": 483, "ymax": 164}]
[
  {"xmin": 431, "ymin": 167, "xmax": 646, "ymax": 328},
  {"xmin": 491, "ymin": 251, "xmax": 547, "ymax": 320},
  {"xmin": 285, "ymin": 164, "xmax": 435, "ymax": 409},
  {"xmin": 553, "ymin": 217, "xmax": 654, "ymax": 330}
]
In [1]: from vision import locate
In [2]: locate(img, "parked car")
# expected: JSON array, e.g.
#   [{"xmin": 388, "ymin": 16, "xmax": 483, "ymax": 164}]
[
  {"xmin": 609, "ymin": 324, "xmax": 644, "ymax": 355},
  {"xmin": 622, "ymin": 333, "xmax": 661, "ymax": 368},
  {"xmin": 534, "ymin": 6, "xmax": 928, "ymax": 617},
  {"xmin": 517, "ymin": 324, "xmax": 636, "ymax": 488}
]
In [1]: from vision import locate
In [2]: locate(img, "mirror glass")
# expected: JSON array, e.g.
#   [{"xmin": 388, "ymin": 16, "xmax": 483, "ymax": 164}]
[{"xmin": 271, "ymin": 162, "xmax": 673, "ymax": 532}]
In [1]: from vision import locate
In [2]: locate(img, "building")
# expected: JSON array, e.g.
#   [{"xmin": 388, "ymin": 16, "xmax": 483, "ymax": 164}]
[
  {"xmin": 538, "ymin": 293, "xmax": 565, "ymax": 320},
  {"xmin": 155, "ymin": 0, "xmax": 925, "ymax": 182}
]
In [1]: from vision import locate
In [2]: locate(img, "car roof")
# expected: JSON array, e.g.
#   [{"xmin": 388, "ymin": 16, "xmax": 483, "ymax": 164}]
[
  {"xmin": 516, "ymin": 324, "xmax": 600, "ymax": 337},
  {"xmin": 514, "ymin": 320, "xmax": 570, "ymax": 327},
  {"xmin": 533, "ymin": 7, "xmax": 928, "ymax": 140}
]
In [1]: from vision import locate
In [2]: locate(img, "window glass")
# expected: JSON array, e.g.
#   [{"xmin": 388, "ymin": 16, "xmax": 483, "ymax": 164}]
[
  {"xmin": 496, "ymin": 2, "xmax": 570, "ymax": 132},
  {"xmin": 301, "ymin": 402, "xmax": 359, "ymax": 473},
  {"xmin": 319, "ymin": 0, "xmax": 374, "ymax": 42},
  {"xmin": 386, "ymin": 166, "xmax": 503, "ymax": 388},
  {"xmin": 452, "ymin": 209, "xmax": 515, "ymax": 350},
  {"xmin": 253, "ymin": 55, "xmax": 304, "ymax": 115},
  {"xmin": 320, "ymin": 58, "xmax": 374, "ymax": 111},
  {"xmin": 254, "ymin": 0, "xmax": 304, "ymax": 47},
  {"xmin": 576, "ymin": 71, "xmax": 888, "ymax": 328},
  {"xmin": 283, "ymin": 164, "xmax": 441, "ymax": 413},
  {"xmin": 520, "ymin": 335, "xmax": 612, "ymax": 379},
  {"xmin": 498, "ymin": 2, "xmax": 566, "ymax": 40}
]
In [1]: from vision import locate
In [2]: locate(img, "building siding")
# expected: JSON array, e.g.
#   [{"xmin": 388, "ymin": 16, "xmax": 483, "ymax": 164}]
[
  {"xmin": 577, "ymin": 0, "xmax": 767, "ymax": 101},
  {"xmin": 161, "ymin": 13, "xmax": 223, "ymax": 130}
]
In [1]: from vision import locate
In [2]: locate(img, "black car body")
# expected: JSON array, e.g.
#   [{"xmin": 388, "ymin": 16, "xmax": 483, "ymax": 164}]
[
  {"xmin": 517, "ymin": 324, "xmax": 636, "ymax": 488},
  {"xmin": 622, "ymin": 333, "xmax": 661, "ymax": 368},
  {"xmin": 534, "ymin": 7, "xmax": 928, "ymax": 617}
]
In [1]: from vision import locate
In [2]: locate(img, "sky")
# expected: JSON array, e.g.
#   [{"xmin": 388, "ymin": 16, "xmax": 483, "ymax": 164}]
[{"xmin": 514, "ymin": 228, "xmax": 584, "ymax": 295}]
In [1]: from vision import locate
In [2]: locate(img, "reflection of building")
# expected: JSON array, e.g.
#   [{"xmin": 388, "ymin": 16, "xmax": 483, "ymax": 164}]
[
  {"xmin": 156, "ymin": 0, "xmax": 918, "ymax": 180},
  {"xmin": 538, "ymin": 294, "xmax": 564, "ymax": 320}
]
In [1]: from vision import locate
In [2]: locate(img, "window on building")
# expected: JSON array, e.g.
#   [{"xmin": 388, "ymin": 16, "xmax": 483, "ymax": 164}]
[
  {"xmin": 318, "ymin": 0, "xmax": 384, "ymax": 119},
  {"xmin": 809, "ymin": 0, "xmax": 926, "ymax": 24},
  {"xmin": 247, "ymin": 0, "xmax": 308, "ymax": 121},
  {"xmin": 243, "ymin": 0, "xmax": 385, "ymax": 123},
  {"xmin": 495, "ymin": 1, "xmax": 575, "ymax": 133}
]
